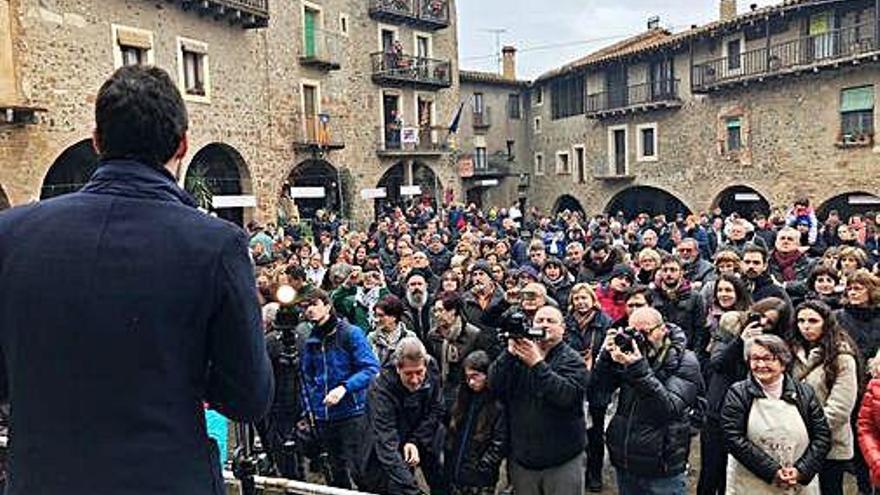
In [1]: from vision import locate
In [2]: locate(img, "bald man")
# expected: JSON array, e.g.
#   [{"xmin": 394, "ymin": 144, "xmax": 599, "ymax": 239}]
[
  {"xmin": 594, "ymin": 307, "xmax": 704, "ymax": 495},
  {"xmin": 489, "ymin": 305, "xmax": 588, "ymax": 495}
]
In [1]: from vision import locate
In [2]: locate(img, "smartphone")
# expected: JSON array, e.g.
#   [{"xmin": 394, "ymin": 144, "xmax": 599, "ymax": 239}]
[{"xmin": 746, "ymin": 312, "xmax": 763, "ymax": 327}]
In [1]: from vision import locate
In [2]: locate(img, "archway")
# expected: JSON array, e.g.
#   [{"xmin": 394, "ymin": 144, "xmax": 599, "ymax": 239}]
[
  {"xmin": 605, "ymin": 185, "xmax": 691, "ymax": 220},
  {"xmin": 818, "ymin": 191, "xmax": 880, "ymax": 221},
  {"xmin": 375, "ymin": 161, "xmax": 441, "ymax": 217},
  {"xmin": 185, "ymin": 143, "xmax": 253, "ymax": 227},
  {"xmin": 713, "ymin": 185, "xmax": 771, "ymax": 219},
  {"xmin": 283, "ymin": 159, "xmax": 342, "ymax": 221},
  {"xmin": 41, "ymin": 139, "xmax": 99, "ymax": 199},
  {"xmin": 553, "ymin": 195, "xmax": 585, "ymax": 216}
]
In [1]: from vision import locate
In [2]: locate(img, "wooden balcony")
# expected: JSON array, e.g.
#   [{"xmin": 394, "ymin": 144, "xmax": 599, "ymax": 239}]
[
  {"xmin": 368, "ymin": 0, "xmax": 450, "ymax": 30},
  {"xmin": 585, "ymin": 79, "xmax": 681, "ymax": 119},
  {"xmin": 293, "ymin": 113, "xmax": 345, "ymax": 153},
  {"xmin": 165, "ymin": 0, "xmax": 269, "ymax": 29},
  {"xmin": 371, "ymin": 52, "xmax": 452, "ymax": 90},
  {"xmin": 692, "ymin": 23, "xmax": 880, "ymax": 93}
]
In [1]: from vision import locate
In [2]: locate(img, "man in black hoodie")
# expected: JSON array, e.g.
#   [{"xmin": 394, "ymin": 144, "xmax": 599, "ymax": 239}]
[
  {"xmin": 578, "ymin": 239, "xmax": 619, "ymax": 284},
  {"xmin": 489, "ymin": 305, "xmax": 589, "ymax": 495}
]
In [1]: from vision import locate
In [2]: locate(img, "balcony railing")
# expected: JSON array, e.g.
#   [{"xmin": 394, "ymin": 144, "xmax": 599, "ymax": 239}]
[
  {"xmin": 585, "ymin": 79, "xmax": 681, "ymax": 117},
  {"xmin": 692, "ymin": 22, "xmax": 879, "ymax": 92},
  {"xmin": 376, "ymin": 124, "xmax": 449, "ymax": 155},
  {"xmin": 299, "ymin": 28, "xmax": 344, "ymax": 71},
  {"xmin": 368, "ymin": 0, "xmax": 450, "ymax": 30},
  {"xmin": 293, "ymin": 112, "xmax": 345, "ymax": 151},
  {"xmin": 473, "ymin": 106, "xmax": 492, "ymax": 129},
  {"xmin": 164, "ymin": 0, "xmax": 270, "ymax": 28},
  {"xmin": 371, "ymin": 52, "xmax": 452, "ymax": 89}
]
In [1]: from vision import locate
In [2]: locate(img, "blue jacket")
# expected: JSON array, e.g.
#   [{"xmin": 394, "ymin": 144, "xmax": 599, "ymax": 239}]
[
  {"xmin": 301, "ymin": 317, "xmax": 380, "ymax": 422},
  {"xmin": 0, "ymin": 160, "xmax": 274, "ymax": 495}
]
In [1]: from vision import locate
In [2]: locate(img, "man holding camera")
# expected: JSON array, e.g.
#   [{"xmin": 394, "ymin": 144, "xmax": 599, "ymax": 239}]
[
  {"xmin": 594, "ymin": 307, "xmax": 704, "ymax": 495},
  {"xmin": 489, "ymin": 305, "xmax": 589, "ymax": 495},
  {"xmin": 300, "ymin": 289, "xmax": 380, "ymax": 488}
]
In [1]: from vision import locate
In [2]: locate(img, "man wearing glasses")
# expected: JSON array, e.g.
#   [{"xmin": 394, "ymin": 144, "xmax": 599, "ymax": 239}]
[
  {"xmin": 594, "ymin": 307, "xmax": 704, "ymax": 495},
  {"xmin": 677, "ymin": 238, "xmax": 716, "ymax": 291}
]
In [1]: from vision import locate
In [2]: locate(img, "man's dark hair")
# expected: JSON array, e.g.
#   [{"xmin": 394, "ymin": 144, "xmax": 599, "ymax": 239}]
[
  {"xmin": 375, "ymin": 294, "xmax": 405, "ymax": 321},
  {"xmin": 95, "ymin": 65, "xmax": 188, "ymax": 167},
  {"xmin": 285, "ymin": 265, "xmax": 307, "ymax": 281},
  {"xmin": 660, "ymin": 254, "xmax": 684, "ymax": 268},
  {"xmin": 625, "ymin": 284, "xmax": 654, "ymax": 305},
  {"xmin": 743, "ymin": 243, "xmax": 769, "ymax": 262},
  {"xmin": 302, "ymin": 288, "xmax": 332, "ymax": 306},
  {"xmin": 436, "ymin": 291, "xmax": 463, "ymax": 317}
]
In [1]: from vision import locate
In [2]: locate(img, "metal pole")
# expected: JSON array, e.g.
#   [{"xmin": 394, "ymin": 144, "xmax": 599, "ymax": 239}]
[{"xmin": 335, "ymin": 167, "xmax": 345, "ymax": 218}]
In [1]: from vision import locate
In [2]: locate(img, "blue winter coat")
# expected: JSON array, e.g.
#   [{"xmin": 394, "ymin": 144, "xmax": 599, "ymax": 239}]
[{"xmin": 301, "ymin": 318, "xmax": 380, "ymax": 421}]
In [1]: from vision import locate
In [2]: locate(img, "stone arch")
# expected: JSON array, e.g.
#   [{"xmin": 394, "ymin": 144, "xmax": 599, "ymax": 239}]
[
  {"xmin": 817, "ymin": 191, "xmax": 880, "ymax": 221},
  {"xmin": 605, "ymin": 185, "xmax": 691, "ymax": 220},
  {"xmin": 41, "ymin": 139, "xmax": 99, "ymax": 200},
  {"xmin": 552, "ymin": 194, "xmax": 585, "ymax": 216},
  {"xmin": 282, "ymin": 159, "xmax": 343, "ymax": 221},
  {"xmin": 712, "ymin": 184, "xmax": 771, "ymax": 219},
  {"xmin": 375, "ymin": 160, "xmax": 441, "ymax": 217},
  {"xmin": 185, "ymin": 143, "xmax": 253, "ymax": 226}
]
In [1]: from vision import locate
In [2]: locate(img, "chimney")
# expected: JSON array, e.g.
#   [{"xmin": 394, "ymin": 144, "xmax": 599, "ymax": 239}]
[
  {"xmin": 720, "ymin": 0, "xmax": 737, "ymax": 21},
  {"xmin": 502, "ymin": 45, "xmax": 517, "ymax": 80}
]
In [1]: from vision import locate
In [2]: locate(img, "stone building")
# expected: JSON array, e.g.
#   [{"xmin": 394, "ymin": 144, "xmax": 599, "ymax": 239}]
[
  {"xmin": 0, "ymin": 0, "xmax": 460, "ymax": 225},
  {"xmin": 525, "ymin": 0, "xmax": 880, "ymax": 220}
]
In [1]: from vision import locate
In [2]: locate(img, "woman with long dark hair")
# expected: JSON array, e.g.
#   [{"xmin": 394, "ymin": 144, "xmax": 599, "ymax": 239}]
[
  {"xmin": 789, "ymin": 300, "xmax": 861, "ymax": 495},
  {"xmin": 445, "ymin": 351, "xmax": 507, "ymax": 495}
]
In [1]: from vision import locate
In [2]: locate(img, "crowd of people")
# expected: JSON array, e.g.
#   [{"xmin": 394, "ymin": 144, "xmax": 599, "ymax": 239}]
[{"xmin": 246, "ymin": 198, "xmax": 880, "ymax": 495}]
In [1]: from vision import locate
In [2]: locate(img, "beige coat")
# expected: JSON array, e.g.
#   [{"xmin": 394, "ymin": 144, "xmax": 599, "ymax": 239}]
[{"xmin": 792, "ymin": 343, "xmax": 859, "ymax": 460}]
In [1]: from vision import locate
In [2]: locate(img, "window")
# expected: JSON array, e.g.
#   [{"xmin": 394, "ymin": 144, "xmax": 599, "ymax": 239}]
[
  {"xmin": 535, "ymin": 153, "xmax": 545, "ymax": 175},
  {"xmin": 506, "ymin": 140, "xmax": 515, "ymax": 159},
  {"xmin": 556, "ymin": 151, "xmax": 571, "ymax": 175},
  {"xmin": 473, "ymin": 92, "xmax": 484, "ymax": 114},
  {"xmin": 177, "ymin": 38, "xmax": 210, "ymax": 101},
  {"xmin": 339, "ymin": 14, "xmax": 349, "ymax": 36},
  {"xmin": 303, "ymin": 5, "xmax": 321, "ymax": 59},
  {"xmin": 840, "ymin": 86, "xmax": 874, "ymax": 139},
  {"xmin": 534, "ymin": 116, "xmax": 542, "ymax": 134},
  {"xmin": 112, "ymin": 25, "xmax": 154, "ymax": 69},
  {"xmin": 608, "ymin": 125, "xmax": 628, "ymax": 176},
  {"xmin": 637, "ymin": 123, "xmax": 658, "ymax": 161},
  {"xmin": 726, "ymin": 39, "xmax": 742, "ymax": 71},
  {"xmin": 508, "ymin": 94, "xmax": 521, "ymax": 119},
  {"xmin": 551, "ymin": 73, "xmax": 585, "ymax": 119},
  {"xmin": 475, "ymin": 147, "xmax": 488, "ymax": 170},
  {"xmin": 415, "ymin": 34, "xmax": 431, "ymax": 59},
  {"xmin": 573, "ymin": 145, "xmax": 586, "ymax": 183},
  {"xmin": 726, "ymin": 117, "xmax": 742, "ymax": 152},
  {"xmin": 534, "ymin": 87, "xmax": 543, "ymax": 106}
]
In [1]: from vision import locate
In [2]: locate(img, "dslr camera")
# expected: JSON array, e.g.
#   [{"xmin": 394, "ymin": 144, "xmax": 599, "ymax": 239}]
[
  {"xmin": 498, "ymin": 311, "xmax": 546, "ymax": 341},
  {"xmin": 613, "ymin": 327, "xmax": 646, "ymax": 354}
]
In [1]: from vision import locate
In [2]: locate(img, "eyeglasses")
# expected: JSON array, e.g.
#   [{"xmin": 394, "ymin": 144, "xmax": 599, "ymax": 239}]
[
  {"xmin": 750, "ymin": 355, "xmax": 779, "ymax": 364},
  {"xmin": 626, "ymin": 302, "xmax": 647, "ymax": 309}
]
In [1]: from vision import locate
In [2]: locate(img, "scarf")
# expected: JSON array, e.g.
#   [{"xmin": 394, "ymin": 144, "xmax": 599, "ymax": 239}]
[{"xmin": 772, "ymin": 250, "xmax": 802, "ymax": 281}]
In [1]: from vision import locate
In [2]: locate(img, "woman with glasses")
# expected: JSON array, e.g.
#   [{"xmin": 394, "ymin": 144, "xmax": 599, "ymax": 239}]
[
  {"xmin": 722, "ymin": 334, "xmax": 830, "ymax": 494},
  {"xmin": 789, "ymin": 300, "xmax": 860, "ymax": 495},
  {"xmin": 366, "ymin": 294, "xmax": 418, "ymax": 366},
  {"xmin": 427, "ymin": 292, "xmax": 482, "ymax": 411}
]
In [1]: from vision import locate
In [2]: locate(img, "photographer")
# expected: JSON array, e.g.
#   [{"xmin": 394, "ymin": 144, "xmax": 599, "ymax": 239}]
[
  {"xmin": 300, "ymin": 289, "xmax": 380, "ymax": 488},
  {"xmin": 489, "ymin": 305, "xmax": 589, "ymax": 495},
  {"xmin": 594, "ymin": 307, "xmax": 703, "ymax": 495}
]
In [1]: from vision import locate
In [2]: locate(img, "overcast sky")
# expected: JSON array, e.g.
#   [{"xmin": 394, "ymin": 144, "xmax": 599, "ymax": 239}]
[{"xmin": 457, "ymin": 0, "xmax": 781, "ymax": 79}]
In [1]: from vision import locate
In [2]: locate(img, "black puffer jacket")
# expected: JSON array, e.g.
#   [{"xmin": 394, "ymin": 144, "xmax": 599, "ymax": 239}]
[
  {"xmin": 705, "ymin": 311, "xmax": 749, "ymax": 420},
  {"xmin": 596, "ymin": 324, "xmax": 704, "ymax": 477},
  {"xmin": 721, "ymin": 374, "xmax": 831, "ymax": 486},
  {"xmin": 652, "ymin": 282, "xmax": 706, "ymax": 355},
  {"xmin": 488, "ymin": 341, "xmax": 588, "ymax": 470}
]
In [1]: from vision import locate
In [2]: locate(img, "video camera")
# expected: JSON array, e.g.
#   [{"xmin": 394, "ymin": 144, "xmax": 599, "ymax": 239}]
[
  {"xmin": 613, "ymin": 327, "xmax": 646, "ymax": 354},
  {"xmin": 497, "ymin": 311, "xmax": 546, "ymax": 341}
]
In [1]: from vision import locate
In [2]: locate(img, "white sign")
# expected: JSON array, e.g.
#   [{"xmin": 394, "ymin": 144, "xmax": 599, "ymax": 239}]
[
  {"xmin": 290, "ymin": 187, "xmax": 326, "ymax": 199},
  {"xmin": 401, "ymin": 127, "xmax": 419, "ymax": 144},
  {"xmin": 212, "ymin": 195, "xmax": 257, "ymax": 209},
  {"xmin": 479, "ymin": 179, "xmax": 500, "ymax": 187},
  {"xmin": 734, "ymin": 193, "xmax": 760, "ymax": 202},
  {"xmin": 400, "ymin": 185, "xmax": 422, "ymax": 196},
  {"xmin": 361, "ymin": 188, "xmax": 387, "ymax": 200},
  {"xmin": 849, "ymin": 195, "xmax": 880, "ymax": 205}
]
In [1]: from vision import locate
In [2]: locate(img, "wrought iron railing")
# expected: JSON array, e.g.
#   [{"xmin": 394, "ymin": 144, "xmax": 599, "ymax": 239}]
[
  {"xmin": 219, "ymin": 0, "xmax": 270, "ymax": 16},
  {"xmin": 299, "ymin": 28, "xmax": 344, "ymax": 69},
  {"xmin": 370, "ymin": 52, "xmax": 452, "ymax": 87},
  {"xmin": 692, "ymin": 22, "xmax": 878, "ymax": 91},
  {"xmin": 375, "ymin": 125, "xmax": 448, "ymax": 153},
  {"xmin": 368, "ymin": 0, "xmax": 450, "ymax": 28},
  {"xmin": 586, "ymin": 79, "xmax": 680, "ymax": 113},
  {"xmin": 294, "ymin": 112, "xmax": 344, "ymax": 148},
  {"xmin": 472, "ymin": 106, "xmax": 492, "ymax": 128}
]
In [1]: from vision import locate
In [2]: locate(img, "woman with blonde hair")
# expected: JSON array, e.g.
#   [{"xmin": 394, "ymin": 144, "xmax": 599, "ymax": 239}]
[{"xmin": 635, "ymin": 248, "xmax": 661, "ymax": 286}]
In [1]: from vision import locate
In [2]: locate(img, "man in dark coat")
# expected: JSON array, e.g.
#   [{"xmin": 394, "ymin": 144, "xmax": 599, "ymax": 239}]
[
  {"xmin": 0, "ymin": 66, "xmax": 273, "ymax": 495},
  {"xmin": 652, "ymin": 255, "xmax": 707, "ymax": 357},
  {"xmin": 742, "ymin": 244, "xmax": 791, "ymax": 304}
]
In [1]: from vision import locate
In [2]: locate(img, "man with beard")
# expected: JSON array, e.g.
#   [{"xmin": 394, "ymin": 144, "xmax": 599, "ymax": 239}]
[
  {"xmin": 359, "ymin": 338, "xmax": 447, "ymax": 495},
  {"xmin": 768, "ymin": 227, "xmax": 814, "ymax": 284},
  {"xmin": 426, "ymin": 234, "xmax": 452, "ymax": 275},
  {"xmin": 542, "ymin": 257, "xmax": 574, "ymax": 309},
  {"xmin": 578, "ymin": 239, "xmax": 619, "ymax": 284},
  {"xmin": 677, "ymin": 238, "xmax": 716, "ymax": 290},
  {"xmin": 652, "ymin": 255, "xmax": 707, "ymax": 358},
  {"xmin": 462, "ymin": 261, "xmax": 510, "ymax": 339},
  {"xmin": 563, "ymin": 284, "xmax": 613, "ymax": 492},
  {"xmin": 402, "ymin": 270, "xmax": 432, "ymax": 342},
  {"xmin": 742, "ymin": 243, "xmax": 790, "ymax": 303}
]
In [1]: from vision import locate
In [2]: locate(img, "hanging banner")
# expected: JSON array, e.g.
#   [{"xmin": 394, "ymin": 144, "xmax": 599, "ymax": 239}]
[
  {"xmin": 400, "ymin": 185, "xmax": 422, "ymax": 196},
  {"xmin": 290, "ymin": 187, "xmax": 326, "ymax": 199},
  {"xmin": 360, "ymin": 188, "xmax": 387, "ymax": 200},
  {"xmin": 401, "ymin": 127, "xmax": 419, "ymax": 144},
  {"xmin": 212, "ymin": 195, "xmax": 257, "ymax": 208}
]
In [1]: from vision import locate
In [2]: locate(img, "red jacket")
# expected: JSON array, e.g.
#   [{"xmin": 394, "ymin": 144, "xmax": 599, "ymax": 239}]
[
  {"xmin": 595, "ymin": 284, "xmax": 627, "ymax": 324},
  {"xmin": 858, "ymin": 378, "xmax": 880, "ymax": 486}
]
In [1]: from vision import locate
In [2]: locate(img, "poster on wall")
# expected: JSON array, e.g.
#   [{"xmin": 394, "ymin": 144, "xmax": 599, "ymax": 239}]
[{"xmin": 401, "ymin": 127, "xmax": 419, "ymax": 144}]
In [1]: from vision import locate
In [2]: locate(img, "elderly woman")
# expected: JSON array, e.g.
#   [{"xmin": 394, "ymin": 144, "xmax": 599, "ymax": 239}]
[
  {"xmin": 789, "ymin": 300, "xmax": 860, "ymax": 495},
  {"xmin": 721, "ymin": 334, "xmax": 831, "ymax": 494},
  {"xmin": 635, "ymin": 248, "xmax": 661, "ymax": 286}
]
